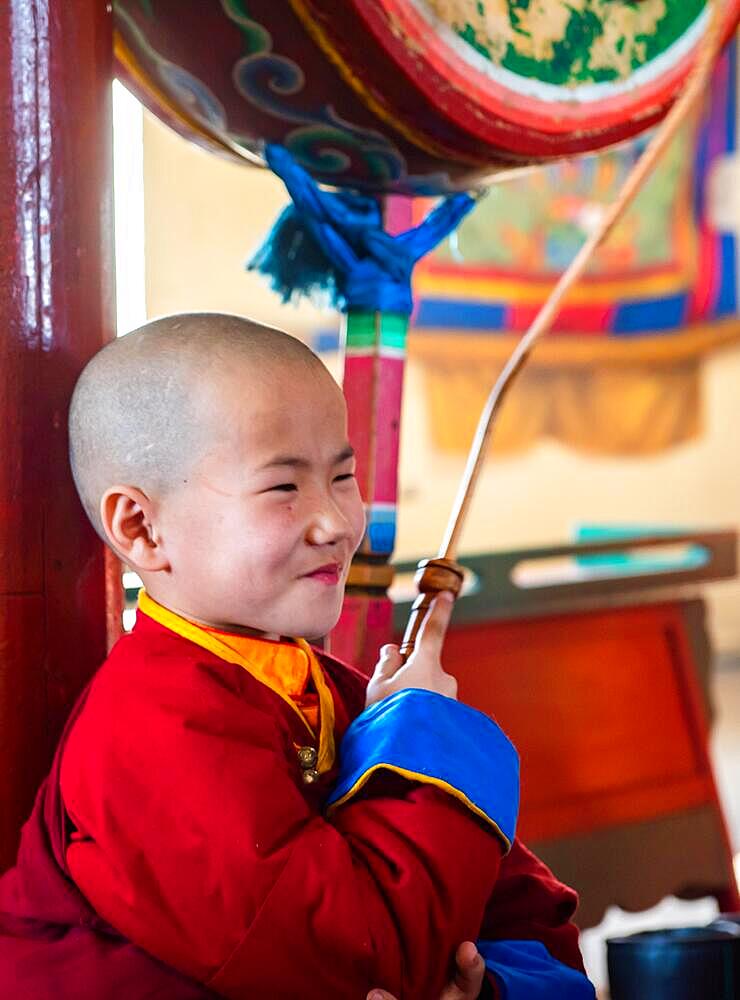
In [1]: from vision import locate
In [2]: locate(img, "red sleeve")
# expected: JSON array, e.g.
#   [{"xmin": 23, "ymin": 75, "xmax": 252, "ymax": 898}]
[
  {"xmin": 481, "ymin": 838, "xmax": 586, "ymax": 976},
  {"xmin": 61, "ymin": 658, "xmax": 504, "ymax": 1000}
]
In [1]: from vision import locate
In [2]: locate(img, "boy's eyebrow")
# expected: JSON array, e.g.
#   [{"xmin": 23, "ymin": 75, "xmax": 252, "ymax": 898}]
[
  {"xmin": 259, "ymin": 445, "xmax": 355, "ymax": 470},
  {"xmin": 333, "ymin": 445, "xmax": 356, "ymax": 464}
]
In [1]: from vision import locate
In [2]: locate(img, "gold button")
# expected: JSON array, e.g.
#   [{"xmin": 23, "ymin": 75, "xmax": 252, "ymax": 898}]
[
  {"xmin": 297, "ymin": 746, "xmax": 318, "ymax": 769},
  {"xmin": 302, "ymin": 767, "xmax": 320, "ymax": 785}
]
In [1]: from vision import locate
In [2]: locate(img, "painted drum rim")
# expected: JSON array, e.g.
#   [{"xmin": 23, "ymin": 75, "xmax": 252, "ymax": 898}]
[
  {"xmin": 312, "ymin": 0, "xmax": 740, "ymax": 148},
  {"xmin": 288, "ymin": 0, "xmax": 664, "ymax": 157},
  {"xmin": 400, "ymin": 0, "xmax": 710, "ymax": 107}
]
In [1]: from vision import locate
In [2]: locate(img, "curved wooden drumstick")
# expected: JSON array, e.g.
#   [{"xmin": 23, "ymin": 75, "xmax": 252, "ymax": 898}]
[{"xmin": 400, "ymin": 0, "xmax": 727, "ymax": 661}]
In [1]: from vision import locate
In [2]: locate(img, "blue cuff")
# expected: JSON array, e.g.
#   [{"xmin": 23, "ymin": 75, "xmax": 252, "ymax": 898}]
[
  {"xmin": 326, "ymin": 689, "xmax": 519, "ymax": 849},
  {"xmin": 478, "ymin": 941, "xmax": 596, "ymax": 999}
]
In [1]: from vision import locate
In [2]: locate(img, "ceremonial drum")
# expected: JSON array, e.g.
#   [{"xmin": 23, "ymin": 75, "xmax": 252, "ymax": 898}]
[{"xmin": 115, "ymin": 0, "xmax": 740, "ymax": 194}]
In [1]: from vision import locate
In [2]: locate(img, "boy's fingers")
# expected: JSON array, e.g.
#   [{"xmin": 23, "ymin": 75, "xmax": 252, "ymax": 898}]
[
  {"xmin": 415, "ymin": 591, "xmax": 455, "ymax": 658},
  {"xmin": 367, "ymin": 942, "xmax": 482, "ymax": 1000},
  {"xmin": 456, "ymin": 940, "xmax": 479, "ymax": 964},
  {"xmin": 444, "ymin": 941, "xmax": 485, "ymax": 999},
  {"xmin": 374, "ymin": 644, "xmax": 402, "ymax": 679}
]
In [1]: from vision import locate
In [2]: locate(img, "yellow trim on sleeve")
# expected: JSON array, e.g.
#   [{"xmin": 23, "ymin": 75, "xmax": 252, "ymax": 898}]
[
  {"xmin": 325, "ymin": 762, "xmax": 512, "ymax": 852},
  {"xmin": 137, "ymin": 590, "xmax": 335, "ymax": 773}
]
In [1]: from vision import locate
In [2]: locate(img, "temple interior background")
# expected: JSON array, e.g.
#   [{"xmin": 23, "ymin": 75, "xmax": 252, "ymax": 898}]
[
  {"xmin": 8, "ymin": 6, "xmax": 740, "ymax": 997},
  {"xmin": 112, "ymin": 55, "xmax": 740, "ymax": 993}
]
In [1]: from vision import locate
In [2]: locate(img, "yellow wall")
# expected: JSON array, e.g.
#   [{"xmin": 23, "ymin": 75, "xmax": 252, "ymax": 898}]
[
  {"xmin": 143, "ymin": 115, "xmax": 325, "ymax": 338},
  {"xmin": 143, "ymin": 112, "xmax": 740, "ymax": 652}
]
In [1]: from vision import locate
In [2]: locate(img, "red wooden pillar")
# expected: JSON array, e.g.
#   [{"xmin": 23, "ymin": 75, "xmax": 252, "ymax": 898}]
[
  {"xmin": 0, "ymin": 0, "xmax": 115, "ymax": 871},
  {"xmin": 330, "ymin": 196, "xmax": 413, "ymax": 675}
]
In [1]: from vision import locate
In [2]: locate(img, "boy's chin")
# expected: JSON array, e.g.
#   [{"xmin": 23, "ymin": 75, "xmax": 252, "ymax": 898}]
[
  {"xmin": 290, "ymin": 603, "xmax": 344, "ymax": 643},
  {"xmin": 296, "ymin": 612, "xmax": 343, "ymax": 643}
]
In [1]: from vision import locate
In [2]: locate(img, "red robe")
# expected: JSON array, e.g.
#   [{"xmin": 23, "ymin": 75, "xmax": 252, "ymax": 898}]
[{"xmin": 0, "ymin": 611, "xmax": 585, "ymax": 999}]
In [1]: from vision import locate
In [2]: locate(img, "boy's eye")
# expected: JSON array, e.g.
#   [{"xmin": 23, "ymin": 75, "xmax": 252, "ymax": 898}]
[
  {"xmin": 269, "ymin": 483, "xmax": 298, "ymax": 493},
  {"xmin": 333, "ymin": 473, "xmax": 355, "ymax": 484}
]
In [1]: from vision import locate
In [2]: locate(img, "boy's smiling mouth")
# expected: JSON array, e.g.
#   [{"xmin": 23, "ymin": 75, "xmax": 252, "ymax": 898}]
[{"xmin": 302, "ymin": 562, "xmax": 342, "ymax": 585}]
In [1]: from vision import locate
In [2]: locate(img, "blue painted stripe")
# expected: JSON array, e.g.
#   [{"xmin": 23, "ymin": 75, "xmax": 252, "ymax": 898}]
[
  {"xmin": 415, "ymin": 298, "xmax": 509, "ymax": 330},
  {"xmin": 722, "ymin": 43, "xmax": 738, "ymax": 318},
  {"xmin": 365, "ymin": 505, "xmax": 396, "ymax": 555},
  {"xmin": 693, "ymin": 100, "xmax": 710, "ymax": 223},
  {"xmin": 478, "ymin": 940, "xmax": 595, "ymax": 999},
  {"xmin": 327, "ymin": 689, "xmax": 519, "ymax": 846},
  {"xmin": 366, "ymin": 521, "xmax": 395, "ymax": 554},
  {"xmin": 313, "ymin": 328, "xmax": 341, "ymax": 353},
  {"xmin": 715, "ymin": 234, "xmax": 737, "ymax": 317},
  {"xmin": 612, "ymin": 293, "xmax": 688, "ymax": 334},
  {"xmin": 726, "ymin": 41, "xmax": 736, "ymax": 151}
]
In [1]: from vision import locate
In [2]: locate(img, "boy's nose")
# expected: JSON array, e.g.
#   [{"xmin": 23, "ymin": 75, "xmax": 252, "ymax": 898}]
[{"xmin": 306, "ymin": 499, "xmax": 352, "ymax": 547}]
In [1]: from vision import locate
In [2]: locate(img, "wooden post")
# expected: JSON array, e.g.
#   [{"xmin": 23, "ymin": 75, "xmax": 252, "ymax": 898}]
[
  {"xmin": 0, "ymin": 0, "xmax": 115, "ymax": 871},
  {"xmin": 329, "ymin": 196, "xmax": 413, "ymax": 674}
]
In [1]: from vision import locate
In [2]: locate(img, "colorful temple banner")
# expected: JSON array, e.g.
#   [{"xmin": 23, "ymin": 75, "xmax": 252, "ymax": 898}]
[{"xmin": 410, "ymin": 41, "xmax": 739, "ymax": 456}]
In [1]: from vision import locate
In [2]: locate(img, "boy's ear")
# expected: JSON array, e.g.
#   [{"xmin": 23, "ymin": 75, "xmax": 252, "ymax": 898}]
[{"xmin": 100, "ymin": 485, "xmax": 170, "ymax": 573}]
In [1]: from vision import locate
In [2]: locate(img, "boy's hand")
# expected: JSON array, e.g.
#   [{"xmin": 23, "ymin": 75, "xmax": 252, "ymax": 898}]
[
  {"xmin": 366, "ymin": 941, "xmax": 486, "ymax": 1000},
  {"xmin": 365, "ymin": 592, "xmax": 457, "ymax": 708}
]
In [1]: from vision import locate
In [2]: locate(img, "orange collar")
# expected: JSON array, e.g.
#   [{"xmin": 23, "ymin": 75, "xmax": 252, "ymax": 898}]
[
  {"xmin": 201, "ymin": 624, "xmax": 312, "ymax": 700},
  {"xmin": 137, "ymin": 590, "xmax": 335, "ymax": 774}
]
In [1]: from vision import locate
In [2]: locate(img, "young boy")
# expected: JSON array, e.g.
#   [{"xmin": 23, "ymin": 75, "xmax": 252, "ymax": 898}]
[{"xmin": 0, "ymin": 313, "xmax": 595, "ymax": 999}]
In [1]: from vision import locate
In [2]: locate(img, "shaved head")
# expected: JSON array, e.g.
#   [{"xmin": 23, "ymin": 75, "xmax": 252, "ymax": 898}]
[{"xmin": 69, "ymin": 312, "xmax": 327, "ymax": 537}]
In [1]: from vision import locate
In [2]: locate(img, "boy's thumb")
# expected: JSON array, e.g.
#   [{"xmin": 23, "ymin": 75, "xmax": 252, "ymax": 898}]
[
  {"xmin": 374, "ymin": 644, "xmax": 402, "ymax": 679},
  {"xmin": 416, "ymin": 591, "xmax": 455, "ymax": 654}
]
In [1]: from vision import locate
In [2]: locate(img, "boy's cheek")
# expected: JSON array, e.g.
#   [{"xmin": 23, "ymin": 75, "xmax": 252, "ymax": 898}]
[
  {"xmin": 350, "ymin": 509, "xmax": 365, "ymax": 545},
  {"xmin": 348, "ymin": 494, "xmax": 367, "ymax": 548}
]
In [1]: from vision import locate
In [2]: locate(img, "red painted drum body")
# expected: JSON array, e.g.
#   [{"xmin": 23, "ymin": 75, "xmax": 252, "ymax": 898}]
[{"xmin": 114, "ymin": 0, "xmax": 740, "ymax": 194}]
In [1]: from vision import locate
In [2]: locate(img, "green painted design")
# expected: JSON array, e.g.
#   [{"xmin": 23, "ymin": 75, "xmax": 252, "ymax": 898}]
[
  {"xmin": 285, "ymin": 126, "xmax": 397, "ymax": 182},
  {"xmin": 222, "ymin": 0, "xmax": 271, "ymax": 56},
  {"xmin": 432, "ymin": 121, "xmax": 692, "ymax": 273},
  {"xmin": 640, "ymin": 1, "xmax": 705, "ymax": 64},
  {"xmin": 425, "ymin": 0, "xmax": 704, "ymax": 86},
  {"xmin": 220, "ymin": 2, "xmax": 406, "ymax": 183},
  {"xmin": 345, "ymin": 311, "xmax": 409, "ymax": 351}
]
